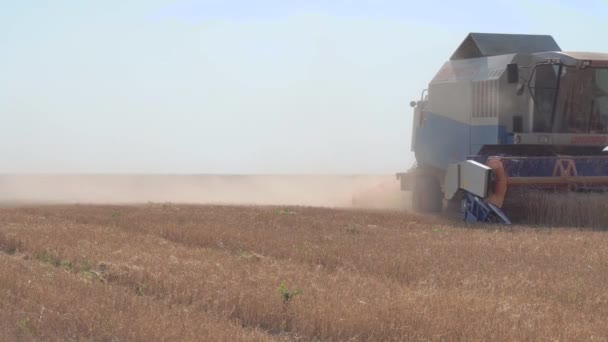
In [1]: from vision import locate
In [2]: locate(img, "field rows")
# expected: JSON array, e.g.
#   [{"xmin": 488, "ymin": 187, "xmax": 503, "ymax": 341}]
[{"xmin": 1, "ymin": 204, "xmax": 608, "ymax": 341}]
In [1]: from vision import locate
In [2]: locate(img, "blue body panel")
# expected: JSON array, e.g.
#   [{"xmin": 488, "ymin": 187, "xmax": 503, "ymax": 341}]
[
  {"xmin": 414, "ymin": 111, "xmax": 508, "ymax": 170},
  {"xmin": 414, "ymin": 111, "xmax": 608, "ymax": 187}
]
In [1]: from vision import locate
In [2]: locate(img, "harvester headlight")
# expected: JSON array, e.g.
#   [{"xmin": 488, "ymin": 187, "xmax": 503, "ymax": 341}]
[
  {"xmin": 514, "ymin": 135, "xmax": 522, "ymax": 144},
  {"xmin": 539, "ymin": 135, "xmax": 550, "ymax": 144}
]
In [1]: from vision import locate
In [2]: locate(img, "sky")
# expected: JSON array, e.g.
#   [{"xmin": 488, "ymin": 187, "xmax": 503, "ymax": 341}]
[{"xmin": 1, "ymin": 0, "xmax": 608, "ymax": 174}]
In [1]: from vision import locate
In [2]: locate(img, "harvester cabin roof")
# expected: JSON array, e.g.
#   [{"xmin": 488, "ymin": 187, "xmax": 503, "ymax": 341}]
[
  {"xmin": 532, "ymin": 51, "xmax": 608, "ymax": 67},
  {"xmin": 450, "ymin": 33, "xmax": 561, "ymax": 60},
  {"xmin": 559, "ymin": 51, "xmax": 608, "ymax": 61}
]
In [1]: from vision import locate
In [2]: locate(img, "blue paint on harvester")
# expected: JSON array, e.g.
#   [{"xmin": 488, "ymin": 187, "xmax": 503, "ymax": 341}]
[{"xmin": 414, "ymin": 111, "xmax": 509, "ymax": 170}]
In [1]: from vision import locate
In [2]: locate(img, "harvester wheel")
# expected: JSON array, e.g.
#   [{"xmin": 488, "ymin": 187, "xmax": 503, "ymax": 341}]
[{"xmin": 412, "ymin": 173, "xmax": 442, "ymax": 213}]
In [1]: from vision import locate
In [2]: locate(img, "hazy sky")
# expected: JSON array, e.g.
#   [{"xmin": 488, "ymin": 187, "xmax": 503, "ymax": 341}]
[{"xmin": 2, "ymin": 0, "xmax": 608, "ymax": 174}]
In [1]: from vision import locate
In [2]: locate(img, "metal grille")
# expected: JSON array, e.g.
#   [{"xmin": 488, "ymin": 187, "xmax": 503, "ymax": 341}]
[{"xmin": 473, "ymin": 79, "xmax": 499, "ymax": 118}]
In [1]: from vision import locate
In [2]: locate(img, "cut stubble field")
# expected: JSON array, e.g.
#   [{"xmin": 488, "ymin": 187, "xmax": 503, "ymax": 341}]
[{"xmin": 1, "ymin": 204, "xmax": 608, "ymax": 341}]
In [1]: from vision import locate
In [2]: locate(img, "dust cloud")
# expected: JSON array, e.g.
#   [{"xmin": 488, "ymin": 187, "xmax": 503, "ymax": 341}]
[{"xmin": 0, "ymin": 174, "xmax": 409, "ymax": 210}]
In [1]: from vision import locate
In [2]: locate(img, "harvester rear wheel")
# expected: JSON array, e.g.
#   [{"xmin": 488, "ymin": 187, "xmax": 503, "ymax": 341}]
[{"xmin": 412, "ymin": 173, "xmax": 442, "ymax": 213}]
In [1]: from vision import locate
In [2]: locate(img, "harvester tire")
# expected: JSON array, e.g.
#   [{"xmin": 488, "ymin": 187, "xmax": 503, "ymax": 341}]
[{"xmin": 412, "ymin": 173, "xmax": 442, "ymax": 213}]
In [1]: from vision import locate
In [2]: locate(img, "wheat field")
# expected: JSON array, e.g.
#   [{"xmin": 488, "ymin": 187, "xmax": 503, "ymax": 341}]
[{"xmin": 1, "ymin": 203, "xmax": 608, "ymax": 341}]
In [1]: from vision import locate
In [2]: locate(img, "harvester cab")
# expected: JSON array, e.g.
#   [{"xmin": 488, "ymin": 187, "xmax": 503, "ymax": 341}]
[{"xmin": 398, "ymin": 33, "xmax": 608, "ymax": 224}]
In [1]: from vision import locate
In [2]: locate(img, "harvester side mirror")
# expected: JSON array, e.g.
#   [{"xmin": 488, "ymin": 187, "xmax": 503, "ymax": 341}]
[
  {"xmin": 507, "ymin": 63, "xmax": 519, "ymax": 84},
  {"xmin": 409, "ymin": 101, "xmax": 417, "ymax": 108}
]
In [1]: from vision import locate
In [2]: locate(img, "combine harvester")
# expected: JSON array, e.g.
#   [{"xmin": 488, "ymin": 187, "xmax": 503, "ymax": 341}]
[{"xmin": 398, "ymin": 33, "xmax": 608, "ymax": 225}]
